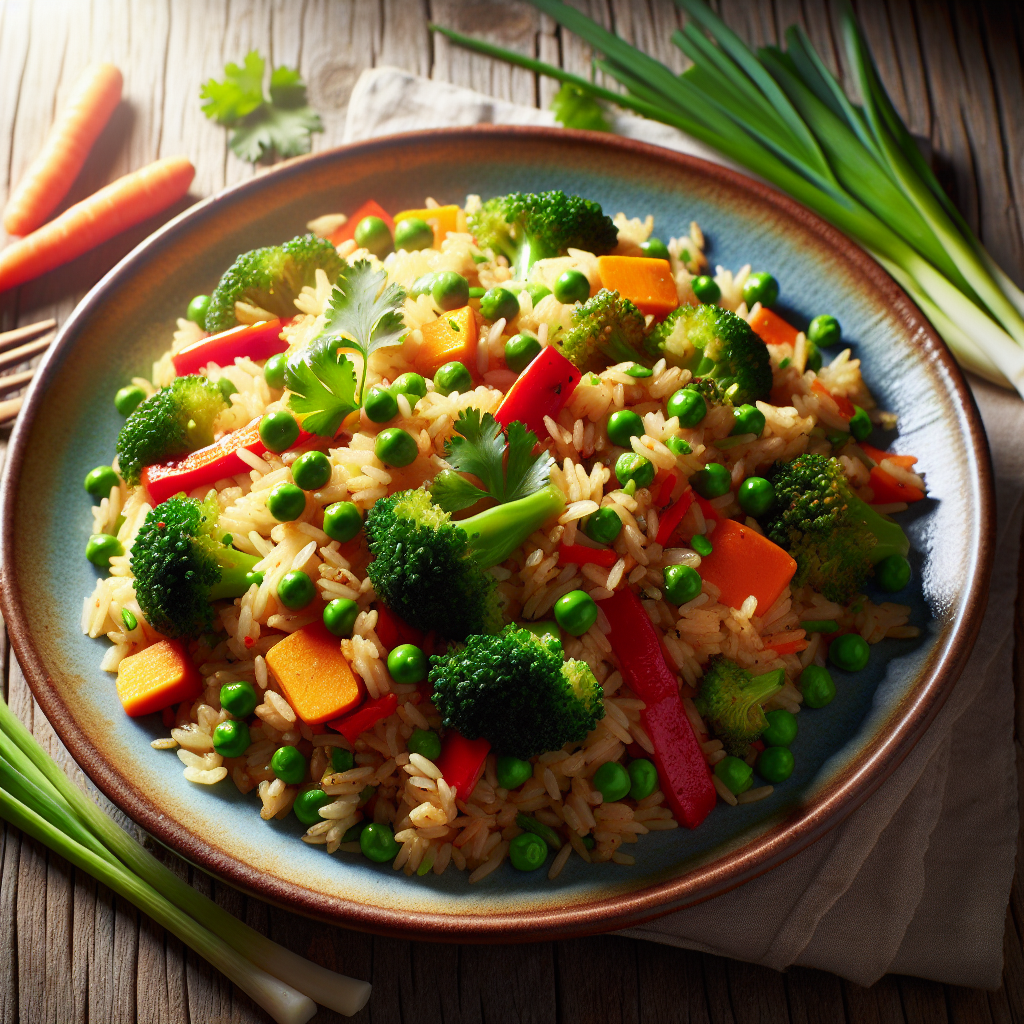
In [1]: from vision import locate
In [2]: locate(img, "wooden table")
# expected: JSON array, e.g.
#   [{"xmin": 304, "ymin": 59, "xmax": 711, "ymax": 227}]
[{"xmin": 1, "ymin": 1, "xmax": 1021, "ymax": 1021}]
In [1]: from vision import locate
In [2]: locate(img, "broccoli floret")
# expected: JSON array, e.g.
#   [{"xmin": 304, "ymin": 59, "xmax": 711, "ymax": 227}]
[
  {"xmin": 204, "ymin": 233, "xmax": 345, "ymax": 333},
  {"xmin": 684, "ymin": 376, "xmax": 732, "ymax": 409},
  {"xmin": 116, "ymin": 375, "xmax": 226, "ymax": 486},
  {"xmin": 764, "ymin": 452, "xmax": 911, "ymax": 604},
  {"xmin": 645, "ymin": 304, "xmax": 772, "ymax": 405},
  {"xmin": 365, "ymin": 484, "xmax": 565, "ymax": 641},
  {"xmin": 468, "ymin": 191, "xmax": 618, "ymax": 280},
  {"xmin": 130, "ymin": 495, "xmax": 261, "ymax": 638},
  {"xmin": 556, "ymin": 289, "xmax": 649, "ymax": 372},
  {"xmin": 429, "ymin": 626, "xmax": 605, "ymax": 759},
  {"xmin": 694, "ymin": 656, "xmax": 784, "ymax": 755}
]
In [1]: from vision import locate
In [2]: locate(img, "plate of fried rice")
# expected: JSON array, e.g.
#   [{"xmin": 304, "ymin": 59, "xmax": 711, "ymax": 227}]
[{"xmin": 0, "ymin": 127, "xmax": 993, "ymax": 939}]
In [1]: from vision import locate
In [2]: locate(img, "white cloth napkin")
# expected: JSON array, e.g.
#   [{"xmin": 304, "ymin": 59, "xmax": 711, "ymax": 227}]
[{"xmin": 343, "ymin": 67, "xmax": 1020, "ymax": 989}]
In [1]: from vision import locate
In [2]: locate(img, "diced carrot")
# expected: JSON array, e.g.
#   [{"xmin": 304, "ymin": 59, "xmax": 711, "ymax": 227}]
[
  {"xmin": 328, "ymin": 200, "xmax": 394, "ymax": 247},
  {"xmin": 697, "ymin": 518, "xmax": 797, "ymax": 616},
  {"xmin": 869, "ymin": 466, "xmax": 925, "ymax": 504},
  {"xmin": 811, "ymin": 379, "xmax": 855, "ymax": 419},
  {"xmin": 748, "ymin": 307, "xmax": 799, "ymax": 347},
  {"xmin": 116, "ymin": 640, "xmax": 202, "ymax": 718},
  {"xmin": 859, "ymin": 442, "xmax": 918, "ymax": 469},
  {"xmin": 265, "ymin": 622, "xmax": 364, "ymax": 725},
  {"xmin": 414, "ymin": 305, "xmax": 478, "ymax": 376},
  {"xmin": 764, "ymin": 638, "xmax": 808, "ymax": 656},
  {"xmin": 393, "ymin": 204, "xmax": 462, "ymax": 248},
  {"xmin": 596, "ymin": 255, "xmax": 678, "ymax": 318}
]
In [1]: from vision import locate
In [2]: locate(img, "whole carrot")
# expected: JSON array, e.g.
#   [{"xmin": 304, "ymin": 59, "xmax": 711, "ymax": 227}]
[
  {"xmin": 0, "ymin": 156, "xmax": 195, "ymax": 293},
  {"xmin": 3, "ymin": 63, "xmax": 123, "ymax": 236}
]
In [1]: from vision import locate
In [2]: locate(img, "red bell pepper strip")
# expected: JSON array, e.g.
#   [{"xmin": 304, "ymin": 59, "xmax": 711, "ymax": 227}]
[
  {"xmin": 171, "ymin": 318, "xmax": 291, "ymax": 377},
  {"xmin": 655, "ymin": 489, "xmax": 694, "ymax": 547},
  {"xmin": 374, "ymin": 603, "xmax": 428, "ymax": 651},
  {"xmin": 326, "ymin": 693, "xmax": 398, "ymax": 745},
  {"xmin": 694, "ymin": 493, "xmax": 721, "ymax": 526},
  {"xmin": 495, "ymin": 345, "xmax": 581, "ymax": 439},
  {"xmin": 598, "ymin": 588, "xmax": 716, "ymax": 829},
  {"xmin": 328, "ymin": 200, "xmax": 395, "ymax": 246},
  {"xmin": 558, "ymin": 544, "xmax": 618, "ymax": 568},
  {"xmin": 435, "ymin": 731, "xmax": 491, "ymax": 801},
  {"xmin": 868, "ymin": 465, "xmax": 925, "ymax": 504},
  {"xmin": 654, "ymin": 472, "xmax": 677, "ymax": 508}
]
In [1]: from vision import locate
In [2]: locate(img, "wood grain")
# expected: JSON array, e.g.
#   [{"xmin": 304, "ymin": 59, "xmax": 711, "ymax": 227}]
[{"xmin": 0, "ymin": 1, "xmax": 1021, "ymax": 1022}]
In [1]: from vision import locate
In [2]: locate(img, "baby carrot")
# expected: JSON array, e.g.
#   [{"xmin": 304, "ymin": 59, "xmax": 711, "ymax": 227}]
[
  {"xmin": 0, "ymin": 156, "xmax": 195, "ymax": 293},
  {"xmin": 3, "ymin": 63, "xmax": 123, "ymax": 236}
]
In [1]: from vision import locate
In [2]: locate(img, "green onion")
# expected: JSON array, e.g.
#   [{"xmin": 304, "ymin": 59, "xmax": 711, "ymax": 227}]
[
  {"xmin": 516, "ymin": 813, "xmax": 563, "ymax": 849},
  {"xmin": 432, "ymin": 0, "xmax": 1024, "ymax": 397},
  {"xmin": 0, "ymin": 698, "xmax": 370, "ymax": 1020}
]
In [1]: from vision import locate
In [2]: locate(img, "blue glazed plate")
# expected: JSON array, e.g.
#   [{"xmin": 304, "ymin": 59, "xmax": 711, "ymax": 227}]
[{"xmin": 0, "ymin": 127, "xmax": 993, "ymax": 940}]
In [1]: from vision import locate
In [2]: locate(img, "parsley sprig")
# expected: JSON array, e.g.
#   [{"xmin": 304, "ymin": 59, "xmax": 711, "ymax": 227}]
[
  {"xmin": 200, "ymin": 51, "xmax": 322, "ymax": 163},
  {"xmin": 430, "ymin": 409, "xmax": 554, "ymax": 513}
]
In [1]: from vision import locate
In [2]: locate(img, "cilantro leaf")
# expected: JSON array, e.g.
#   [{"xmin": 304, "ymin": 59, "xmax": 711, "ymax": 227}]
[
  {"xmin": 503, "ymin": 420, "xmax": 556, "ymax": 502},
  {"xmin": 200, "ymin": 52, "xmax": 266, "ymax": 123},
  {"xmin": 284, "ymin": 342, "xmax": 358, "ymax": 437},
  {"xmin": 441, "ymin": 408, "xmax": 507, "ymax": 498},
  {"xmin": 428, "ymin": 470, "xmax": 491, "ymax": 513},
  {"xmin": 550, "ymin": 83, "xmax": 611, "ymax": 133},
  {"xmin": 228, "ymin": 103, "xmax": 323, "ymax": 163}
]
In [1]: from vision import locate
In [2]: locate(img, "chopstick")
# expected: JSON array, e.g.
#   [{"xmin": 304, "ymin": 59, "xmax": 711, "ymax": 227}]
[
  {"xmin": 0, "ymin": 318, "xmax": 56, "ymax": 349},
  {"xmin": 0, "ymin": 334, "xmax": 54, "ymax": 372},
  {"xmin": 0, "ymin": 318, "xmax": 60, "ymax": 425},
  {"xmin": 0, "ymin": 397, "xmax": 24, "ymax": 424}
]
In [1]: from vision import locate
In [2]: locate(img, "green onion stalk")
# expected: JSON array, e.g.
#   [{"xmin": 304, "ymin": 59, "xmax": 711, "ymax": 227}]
[
  {"xmin": 431, "ymin": 0, "xmax": 1024, "ymax": 397},
  {"xmin": 0, "ymin": 698, "xmax": 371, "ymax": 1020}
]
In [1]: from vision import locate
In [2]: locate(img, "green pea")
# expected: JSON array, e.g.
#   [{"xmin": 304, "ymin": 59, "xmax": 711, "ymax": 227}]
[
  {"xmin": 761, "ymin": 709, "xmax": 798, "ymax": 748},
  {"xmin": 553, "ymin": 269, "xmax": 591, "ymax": 304},
  {"xmin": 509, "ymin": 831, "xmax": 547, "ymax": 871},
  {"xmin": 121, "ymin": 608, "xmax": 138, "ymax": 631},
  {"xmin": 270, "ymin": 745, "xmax": 307, "ymax": 785},
  {"xmin": 393, "ymin": 217, "xmax": 434, "ymax": 252},
  {"xmin": 849, "ymin": 405, "xmax": 872, "ymax": 442},
  {"xmin": 293, "ymin": 788, "xmax": 331, "ymax": 826},
  {"xmin": 804, "ymin": 340, "xmax": 822, "ymax": 373},
  {"xmin": 331, "ymin": 747, "xmax": 354, "ymax": 774},
  {"xmin": 554, "ymin": 590, "xmax": 598, "ymax": 637},
  {"xmin": 691, "ymin": 462, "xmax": 731, "ymax": 499},
  {"xmin": 691, "ymin": 275, "xmax": 721, "ymax": 304},
  {"xmin": 714, "ymin": 755, "xmax": 753, "ymax": 795},
  {"xmin": 259, "ymin": 410, "xmax": 300, "ymax": 453},
  {"xmin": 323, "ymin": 598, "xmax": 359, "ymax": 637},
  {"xmin": 800, "ymin": 664, "xmax": 837, "ymax": 708},
  {"xmin": 84, "ymin": 466, "xmax": 120, "ymax": 500},
  {"xmin": 406, "ymin": 729, "xmax": 442, "ymax": 761},
  {"xmin": 523, "ymin": 282, "xmax": 552, "ymax": 305},
  {"xmin": 220, "ymin": 681, "xmax": 258, "ymax": 718},
  {"xmin": 496, "ymin": 755, "xmax": 533, "ymax": 791},
  {"xmin": 875, "ymin": 553, "xmax": 911, "ymax": 593},
  {"xmin": 468, "ymin": 286, "xmax": 486, "ymax": 299},
  {"xmin": 593, "ymin": 761, "xmax": 631, "ymax": 802},
  {"xmin": 607, "ymin": 409, "xmax": 644, "ymax": 448},
  {"xmin": 323, "ymin": 501, "xmax": 362, "ymax": 542},
  {"xmin": 504, "ymin": 332, "xmax": 541, "ymax": 374},
  {"xmin": 186, "ymin": 294, "xmax": 211, "ymax": 324},
  {"xmin": 359, "ymin": 383, "xmax": 396, "ymax": 424},
  {"xmin": 263, "ymin": 352, "xmax": 287, "ymax": 390},
  {"xmin": 627, "ymin": 758, "xmax": 658, "ymax": 800},
  {"xmin": 691, "ymin": 534, "xmax": 713, "ymax": 556},
  {"xmin": 663, "ymin": 564, "xmax": 702, "ymax": 605},
  {"xmin": 731, "ymin": 404, "xmax": 766, "ymax": 437},
  {"xmin": 742, "ymin": 271, "xmax": 779, "ymax": 308},
  {"xmin": 410, "ymin": 272, "xmax": 438, "ymax": 298},
  {"xmin": 374, "ymin": 427, "xmax": 418, "ymax": 467},
  {"xmin": 808, "ymin": 314, "xmax": 841, "ymax": 347},
  {"xmin": 391, "ymin": 372, "xmax": 427, "ymax": 401},
  {"xmin": 267, "ymin": 482, "xmax": 306, "ymax": 522},
  {"xmin": 212, "ymin": 720, "xmax": 250, "ymax": 759},
  {"xmin": 757, "ymin": 746, "xmax": 794, "ymax": 783},
  {"xmin": 665, "ymin": 436, "xmax": 692, "ymax": 456},
  {"xmin": 829, "ymin": 633, "xmax": 869, "ymax": 672},
  {"xmin": 387, "ymin": 643, "xmax": 427, "ymax": 684},
  {"xmin": 667, "ymin": 387, "xmax": 706, "ymax": 428},
  {"xmin": 431, "ymin": 271, "xmax": 469, "ymax": 311},
  {"xmin": 292, "ymin": 450, "xmax": 332, "ymax": 491},
  {"xmin": 614, "ymin": 452, "xmax": 655, "ymax": 490},
  {"xmin": 360, "ymin": 822, "xmax": 399, "ymax": 863},
  {"xmin": 354, "ymin": 215, "xmax": 393, "ymax": 259},
  {"xmin": 278, "ymin": 571, "xmax": 315, "ymax": 610},
  {"xmin": 639, "ymin": 238, "xmax": 670, "ymax": 260},
  {"xmin": 480, "ymin": 286, "xmax": 520, "ymax": 323},
  {"xmin": 737, "ymin": 476, "xmax": 775, "ymax": 516},
  {"xmin": 217, "ymin": 378, "xmax": 238, "ymax": 403},
  {"xmin": 245, "ymin": 569, "xmax": 264, "ymax": 589},
  {"xmin": 584, "ymin": 506, "xmax": 622, "ymax": 546},
  {"xmin": 114, "ymin": 385, "xmax": 146, "ymax": 416},
  {"xmin": 86, "ymin": 534, "xmax": 123, "ymax": 568},
  {"xmin": 433, "ymin": 361, "xmax": 472, "ymax": 397}
]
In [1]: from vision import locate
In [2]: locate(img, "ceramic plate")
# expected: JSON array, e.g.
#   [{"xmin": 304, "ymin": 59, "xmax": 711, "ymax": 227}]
[{"xmin": 0, "ymin": 127, "xmax": 994, "ymax": 940}]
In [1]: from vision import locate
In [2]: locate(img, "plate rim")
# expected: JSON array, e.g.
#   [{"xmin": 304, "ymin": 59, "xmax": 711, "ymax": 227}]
[{"xmin": 0, "ymin": 124, "xmax": 995, "ymax": 941}]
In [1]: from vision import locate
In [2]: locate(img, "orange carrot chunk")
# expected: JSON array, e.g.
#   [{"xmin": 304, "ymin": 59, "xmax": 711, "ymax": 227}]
[
  {"xmin": 869, "ymin": 466, "xmax": 925, "ymax": 504},
  {"xmin": 116, "ymin": 639, "xmax": 202, "ymax": 718},
  {"xmin": 265, "ymin": 621, "xmax": 364, "ymax": 725},
  {"xmin": 393, "ymin": 205, "xmax": 462, "ymax": 248},
  {"xmin": 596, "ymin": 255, "xmax": 679, "ymax": 318},
  {"xmin": 4, "ymin": 63, "xmax": 123, "ymax": 236},
  {"xmin": 696, "ymin": 518, "xmax": 797, "ymax": 617},
  {"xmin": 414, "ymin": 305, "xmax": 478, "ymax": 376},
  {"xmin": 748, "ymin": 306, "xmax": 799, "ymax": 347}
]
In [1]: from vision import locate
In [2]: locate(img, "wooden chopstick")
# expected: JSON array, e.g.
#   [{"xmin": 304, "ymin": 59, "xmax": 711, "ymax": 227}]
[
  {"xmin": 0, "ymin": 396, "xmax": 24, "ymax": 425},
  {"xmin": 0, "ymin": 369, "xmax": 36, "ymax": 394},
  {"xmin": 0, "ymin": 333, "xmax": 54, "ymax": 372},
  {"xmin": 0, "ymin": 318, "xmax": 56, "ymax": 351}
]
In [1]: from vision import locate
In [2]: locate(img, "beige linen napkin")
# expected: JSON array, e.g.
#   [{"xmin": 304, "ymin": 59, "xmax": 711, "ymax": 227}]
[{"xmin": 343, "ymin": 67, "xmax": 1019, "ymax": 988}]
